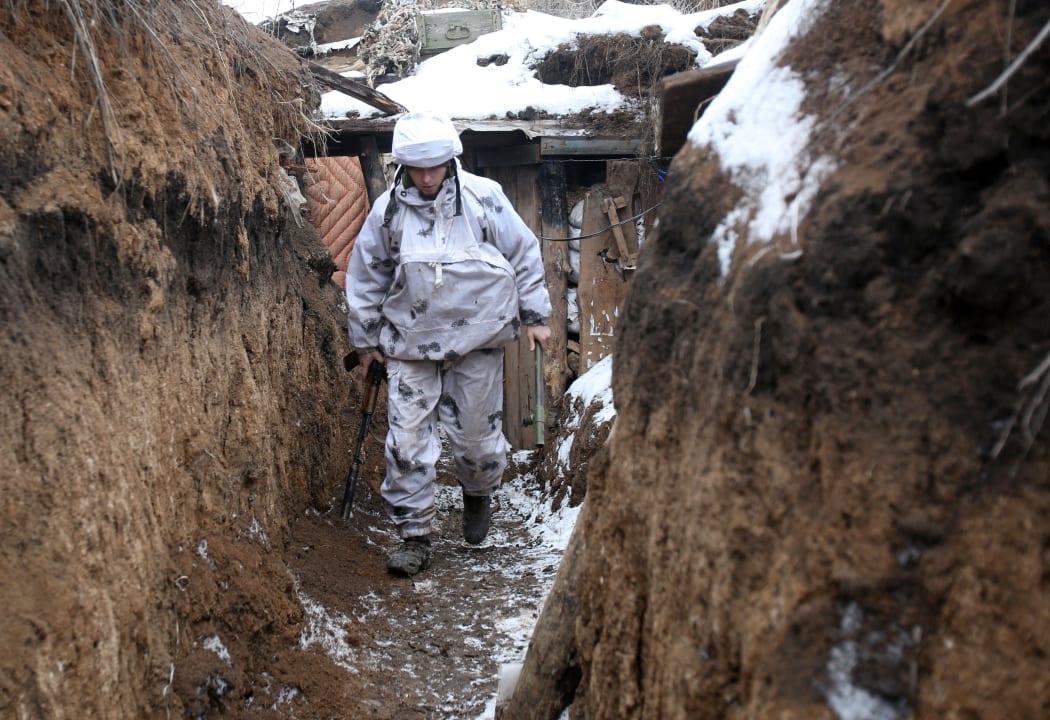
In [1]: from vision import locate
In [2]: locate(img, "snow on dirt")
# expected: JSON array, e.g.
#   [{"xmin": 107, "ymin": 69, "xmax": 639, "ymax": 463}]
[
  {"xmin": 225, "ymin": 0, "xmax": 765, "ymax": 120},
  {"xmin": 285, "ymin": 358, "xmax": 610, "ymax": 717},
  {"xmin": 688, "ymin": 0, "xmax": 838, "ymax": 278},
  {"xmin": 289, "ymin": 458, "xmax": 579, "ymax": 718},
  {"xmin": 555, "ymin": 354, "xmax": 615, "ymax": 475},
  {"xmin": 320, "ymin": 0, "xmax": 764, "ymax": 119}
]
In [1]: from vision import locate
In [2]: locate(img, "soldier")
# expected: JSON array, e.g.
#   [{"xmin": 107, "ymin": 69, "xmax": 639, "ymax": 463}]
[{"xmin": 346, "ymin": 111, "xmax": 551, "ymax": 575}]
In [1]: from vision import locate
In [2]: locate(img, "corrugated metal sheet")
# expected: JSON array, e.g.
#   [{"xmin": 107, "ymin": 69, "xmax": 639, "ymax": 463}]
[{"xmin": 304, "ymin": 156, "xmax": 370, "ymax": 289}]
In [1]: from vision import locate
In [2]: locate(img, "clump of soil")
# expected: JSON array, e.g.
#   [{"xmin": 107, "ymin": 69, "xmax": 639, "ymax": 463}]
[
  {"xmin": 533, "ymin": 32, "xmax": 702, "ymax": 143},
  {"xmin": 535, "ymin": 33, "xmax": 697, "ymax": 97},
  {"xmin": 696, "ymin": 8, "xmax": 760, "ymax": 54}
]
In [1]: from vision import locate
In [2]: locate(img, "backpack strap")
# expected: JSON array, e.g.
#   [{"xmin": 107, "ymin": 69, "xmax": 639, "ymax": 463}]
[{"xmin": 382, "ymin": 166, "xmax": 404, "ymax": 229}]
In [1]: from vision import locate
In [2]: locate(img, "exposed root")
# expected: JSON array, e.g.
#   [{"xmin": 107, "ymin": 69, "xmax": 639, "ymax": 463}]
[{"xmin": 991, "ymin": 350, "xmax": 1050, "ymax": 462}]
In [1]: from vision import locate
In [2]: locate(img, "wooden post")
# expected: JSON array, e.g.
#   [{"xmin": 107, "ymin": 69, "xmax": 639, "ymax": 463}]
[
  {"xmin": 357, "ymin": 135, "xmax": 388, "ymax": 206},
  {"xmin": 485, "ymin": 163, "xmax": 542, "ymax": 449},
  {"xmin": 578, "ymin": 189, "xmax": 631, "ymax": 371},
  {"xmin": 540, "ymin": 161, "xmax": 570, "ymax": 426}
]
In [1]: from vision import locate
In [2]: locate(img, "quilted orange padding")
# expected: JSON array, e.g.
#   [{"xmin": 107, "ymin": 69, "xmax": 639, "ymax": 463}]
[{"xmin": 304, "ymin": 156, "xmax": 370, "ymax": 289}]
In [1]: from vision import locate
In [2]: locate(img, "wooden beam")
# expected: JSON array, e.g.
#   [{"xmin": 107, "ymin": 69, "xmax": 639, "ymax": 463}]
[
  {"xmin": 539, "ymin": 160, "xmax": 571, "ymax": 425},
  {"xmin": 656, "ymin": 59, "xmax": 739, "ymax": 157},
  {"xmin": 540, "ymin": 136, "xmax": 640, "ymax": 157},
  {"xmin": 307, "ymin": 61, "xmax": 407, "ymax": 116},
  {"xmin": 474, "ymin": 143, "xmax": 542, "ymax": 169},
  {"xmin": 357, "ymin": 135, "xmax": 388, "ymax": 206},
  {"xmin": 578, "ymin": 189, "xmax": 630, "ymax": 371}
]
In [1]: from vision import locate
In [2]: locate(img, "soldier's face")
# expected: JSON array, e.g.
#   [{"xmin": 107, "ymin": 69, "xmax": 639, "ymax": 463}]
[{"xmin": 407, "ymin": 164, "xmax": 449, "ymax": 199}]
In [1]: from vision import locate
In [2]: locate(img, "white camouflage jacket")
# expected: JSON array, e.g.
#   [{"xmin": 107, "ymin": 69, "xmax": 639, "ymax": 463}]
[{"xmin": 346, "ymin": 164, "xmax": 551, "ymax": 362}]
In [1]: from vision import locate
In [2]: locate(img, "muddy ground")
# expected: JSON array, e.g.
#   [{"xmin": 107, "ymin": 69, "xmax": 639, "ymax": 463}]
[
  {"xmin": 284, "ymin": 457, "xmax": 577, "ymax": 719},
  {"xmin": 167, "ymin": 444, "xmax": 581, "ymax": 719}
]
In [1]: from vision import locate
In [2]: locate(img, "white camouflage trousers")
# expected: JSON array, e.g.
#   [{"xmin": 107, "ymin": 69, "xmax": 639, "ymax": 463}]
[{"xmin": 382, "ymin": 349, "xmax": 508, "ymax": 538}]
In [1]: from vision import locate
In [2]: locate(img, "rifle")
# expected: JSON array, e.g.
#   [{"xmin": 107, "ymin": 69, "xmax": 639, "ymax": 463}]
[{"xmin": 340, "ymin": 353, "xmax": 388, "ymax": 519}]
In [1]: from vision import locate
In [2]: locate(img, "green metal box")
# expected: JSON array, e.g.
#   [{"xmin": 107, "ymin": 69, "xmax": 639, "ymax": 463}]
[{"xmin": 415, "ymin": 8, "xmax": 502, "ymax": 56}]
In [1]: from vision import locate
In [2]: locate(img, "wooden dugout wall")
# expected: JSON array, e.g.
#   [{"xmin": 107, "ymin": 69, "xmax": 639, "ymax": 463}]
[
  {"xmin": 477, "ymin": 153, "xmax": 652, "ymax": 449},
  {"xmin": 475, "ymin": 150, "xmax": 559, "ymax": 450}
]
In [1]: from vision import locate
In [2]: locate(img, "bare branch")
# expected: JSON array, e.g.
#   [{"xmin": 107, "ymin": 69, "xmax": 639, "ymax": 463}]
[{"xmin": 967, "ymin": 15, "xmax": 1050, "ymax": 107}]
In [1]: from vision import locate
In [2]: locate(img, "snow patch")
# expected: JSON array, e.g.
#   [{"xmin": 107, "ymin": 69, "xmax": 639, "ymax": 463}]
[
  {"xmin": 550, "ymin": 355, "xmax": 616, "ymax": 478},
  {"xmin": 298, "ymin": 590, "xmax": 359, "ymax": 673},
  {"xmin": 688, "ymin": 0, "xmax": 840, "ymax": 278},
  {"xmin": 565, "ymin": 354, "xmax": 615, "ymax": 429},
  {"xmin": 202, "ymin": 635, "xmax": 232, "ymax": 666},
  {"xmin": 246, "ymin": 515, "xmax": 270, "ymax": 546},
  {"xmin": 823, "ymin": 603, "xmax": 910, "ymax": 720},
  {"xmin": 196, "ymin": 539, "xmax": 217, "ymax": 571}
]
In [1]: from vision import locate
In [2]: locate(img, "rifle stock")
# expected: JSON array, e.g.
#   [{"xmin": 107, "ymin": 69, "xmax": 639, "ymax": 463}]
[{"xmin": 340, "ymin": 359, "xmax": 387, "ymax": 519}]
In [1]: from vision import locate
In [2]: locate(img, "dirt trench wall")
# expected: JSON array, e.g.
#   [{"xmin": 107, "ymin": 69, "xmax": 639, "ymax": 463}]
[
  {"xmin": 0, "ymin": 3, "xmax": 353, "ymax": 717},
  {"xmin": 567, "ymin": 0, "xmax": 1050, "ymax": 718}
]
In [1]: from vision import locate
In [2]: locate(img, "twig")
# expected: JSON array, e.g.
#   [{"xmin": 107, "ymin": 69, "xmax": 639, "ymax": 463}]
[{"xmin": 967, "ymin": 15, "xmax": 1050, "ymax": 107}]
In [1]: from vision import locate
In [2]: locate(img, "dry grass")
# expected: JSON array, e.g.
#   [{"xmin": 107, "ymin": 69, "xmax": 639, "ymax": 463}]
[{"xmin": 56, "ymin": 0, "xmax": 123, "ymax": 182}]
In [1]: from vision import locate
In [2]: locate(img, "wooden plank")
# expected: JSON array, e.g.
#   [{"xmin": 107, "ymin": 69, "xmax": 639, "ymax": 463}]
[
  {"xmin": 486, "ymin": 165, "xmax": 543, "ymax": 449},
  {"xmin": 540, "ymin": 136, "xmax": 640, "ymax": 157},
  {"xmin": 601, "ymin": 195, "xmax": 633, "ymax": 269},
  {"xmin": 602, "ymin": 160, "xmax": 642, "ymax": 268},
  {"xmin": 357, "ymin": 135, "xmax": 388, "ymax": 206},
  {"xmin": 494, "ymin": 162, "xmax": 525, "ymax": 449},
  {"xmin": 514, "ymin": 164, "xmax": 543, "ymax": 449},
  {"xmin": 474, "ymin": 143, "xmax": 542, "ymax": 169},
  {"xmin": 656, "ymin": 60, "xmax": 738, "ymax": 156},
  {"xmin": 578, "ymin": 189, "xmax": 630, "ymax": 371},
  {"xmin": 539, "ymin": 161, "xmax": 570, "ymax": 430},
  {"xmin": 307, "ymin": 61, "xmax": 407, "ymax": 116}
]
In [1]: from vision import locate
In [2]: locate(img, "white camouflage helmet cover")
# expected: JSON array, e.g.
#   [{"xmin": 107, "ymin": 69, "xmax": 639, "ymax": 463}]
[{"xmin": 391, "ymin": 111, "xmax": 463, "ymax": 167}]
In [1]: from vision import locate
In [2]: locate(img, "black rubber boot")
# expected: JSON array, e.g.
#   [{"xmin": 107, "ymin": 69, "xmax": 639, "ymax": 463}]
[
  {"xmin": 387, "ymin": 536, "xmax": 432, "ymax": 576},
  {"xmin": 462, "ymin": 493, "xmax": 491, "ymax": 545}
]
